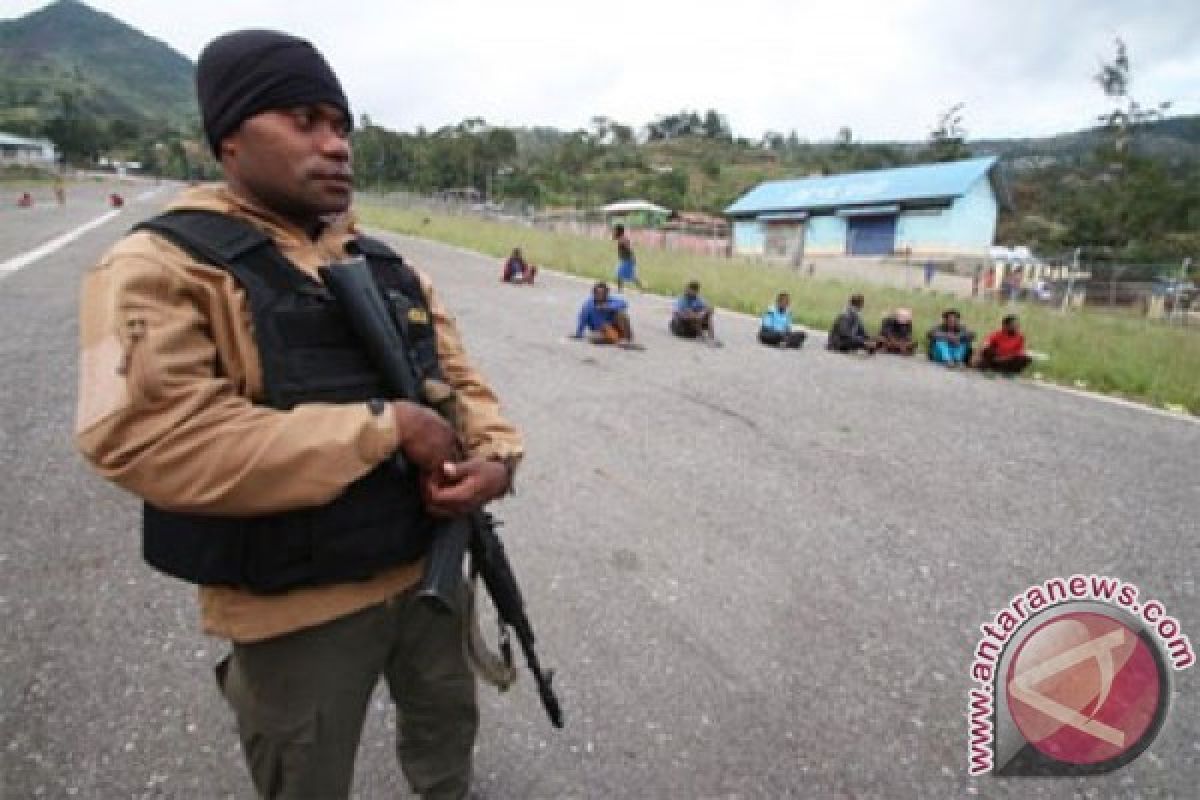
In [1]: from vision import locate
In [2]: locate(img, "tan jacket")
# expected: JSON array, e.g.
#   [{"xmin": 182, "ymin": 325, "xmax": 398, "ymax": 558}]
[{"xmin": 76, "ymin": 185, "xmax": 522, "ymax": 642}]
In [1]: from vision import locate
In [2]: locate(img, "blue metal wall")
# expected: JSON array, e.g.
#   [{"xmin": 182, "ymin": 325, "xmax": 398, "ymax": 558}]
[
  {"xmin": 803, "ymin": 215, "xmax": 846, "ymax": 255},
  {"xmin": 732, "ymin": 219, "xmax": 766, "ymax": 255},
  {"xmin": 894, "ymin": 176, "xmax": 997, "ymax": 255}
]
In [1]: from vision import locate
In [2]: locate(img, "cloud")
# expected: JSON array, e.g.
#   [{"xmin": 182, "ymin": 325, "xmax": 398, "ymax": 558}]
[{"xmin": 5, "ymin": 0, "xmax": 1198, "ymax": 139}]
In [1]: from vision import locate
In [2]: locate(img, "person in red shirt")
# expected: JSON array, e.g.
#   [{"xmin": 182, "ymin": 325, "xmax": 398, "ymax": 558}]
[
  {"xmin": 978, "ymin": 314, "xmax": 1032, "ymax": 374},
  {"xmin": 501, "ymin": 247, "xmax": 537, "ymax": 284}
]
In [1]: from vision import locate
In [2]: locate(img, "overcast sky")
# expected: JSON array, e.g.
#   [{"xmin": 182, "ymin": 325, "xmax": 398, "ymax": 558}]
[{"xmin": 7, "ymin": 0, "xmax": 1200, "ymax": 141}]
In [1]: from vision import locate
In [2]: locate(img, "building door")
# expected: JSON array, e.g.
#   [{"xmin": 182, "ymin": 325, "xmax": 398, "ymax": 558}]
[
  {"xmin": 764, "ymin": 221, "xmax": 805, "ymax": 261},
  {"xmin": 847, "ymin": 215, "xmax": 897, "ymax": 256}
]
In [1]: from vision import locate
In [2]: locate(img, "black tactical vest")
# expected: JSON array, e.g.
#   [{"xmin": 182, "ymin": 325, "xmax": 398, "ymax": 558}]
[{"xmin": 132, "ymin": 210, "xmax": 440, "ymax": 593}]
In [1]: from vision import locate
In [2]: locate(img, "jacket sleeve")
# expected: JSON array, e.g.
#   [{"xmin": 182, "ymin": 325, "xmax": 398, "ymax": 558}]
[
  {"xmin": 833, "ymin": 312, "xmax": 864, "ymax": 347},
  {"xmin": 574, "ymin": 302, "xmax": 589, "ymax": 337},
  {"xmin": 418, "ymin": 273, "xmax": 524, "ymax": 465},
  {"xmin": 75, "ymin": 246, "xmax": 401, "ymax": 516}
]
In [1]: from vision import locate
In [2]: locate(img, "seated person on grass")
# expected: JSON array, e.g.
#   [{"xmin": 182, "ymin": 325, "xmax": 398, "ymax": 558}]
[
  {"xmin": 502, "ymin": 247, "xmax": 537, "ymax": 284},
  {"xmin": 926, "ymin": 309, "xmax": 975, "ymax": 367},
  {"xmin": 759, "ymin": 292, "xmax": 806, "ymax": 349},
  {"xmin": 827, "ymin": 294, "xmax": 879, "ymax": 354},
  {"xmin": 572, "ymin": 282, "xmax": 640, "ymax": 348},
  {"xmin": 878, "ymin": 308, "xmax": 917, "ymax": 355},
  {"xmin": 977, "ymin": 314, "xmax": 1032, "ymax": 375},
  {"xmin": 670, "ymin": 281, "xmax": 721, "ymax": 346}
]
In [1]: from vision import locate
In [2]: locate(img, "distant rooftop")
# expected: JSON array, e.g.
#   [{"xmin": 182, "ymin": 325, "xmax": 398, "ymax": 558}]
[
  {"xmin": 601, "ymin": 200, "xmax": 671, "ymax": 215},
  {"xmin": 0, "ymin": 132, "xmax": 56, "ymax": 149},
  {"xmin": 725, "ymin": 156, "xmax": 1000, "ymax": 216}
]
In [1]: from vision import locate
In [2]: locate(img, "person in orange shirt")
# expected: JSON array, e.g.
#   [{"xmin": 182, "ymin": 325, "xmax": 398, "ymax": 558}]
[
  {"xmin": 75, "ymin": 30, "xmax": 521, "ymax": 799},
  {"xmin": 977, "ymin": 314, "xmax": 1032, "ymax": 375}
]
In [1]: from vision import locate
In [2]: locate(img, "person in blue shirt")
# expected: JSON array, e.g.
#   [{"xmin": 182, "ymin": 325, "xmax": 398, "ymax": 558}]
[
  {"xmin": 670, "ymin": 280, "xmax": 721, "ymax": 346},
  {"xmin": 926, "ymin": 309, "xmax": 975, "ymax": 367},
  {"xmin": 572, "ymin": 281, "xmax": 641, "ymax": 348},
  {"xmin": 758, "ymin": 292, "xmax": 806, "ymax": 349}
]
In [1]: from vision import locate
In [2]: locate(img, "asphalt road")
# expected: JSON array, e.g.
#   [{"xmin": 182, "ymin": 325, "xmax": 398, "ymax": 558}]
[{"xmin": 1, "ymin": 183, "xmax": 1197, "ymax": 799}]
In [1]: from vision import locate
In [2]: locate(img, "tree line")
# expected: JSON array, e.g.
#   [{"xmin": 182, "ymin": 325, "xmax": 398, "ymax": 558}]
[{"xmin": 10, "ymin": 41, "xmax": 1195, "ymax": 265}]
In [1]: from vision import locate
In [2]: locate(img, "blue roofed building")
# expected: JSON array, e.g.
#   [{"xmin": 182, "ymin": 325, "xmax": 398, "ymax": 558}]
[{"xmin": 724, "ymin": 156, "xmax": 1008, "ymax": 262}]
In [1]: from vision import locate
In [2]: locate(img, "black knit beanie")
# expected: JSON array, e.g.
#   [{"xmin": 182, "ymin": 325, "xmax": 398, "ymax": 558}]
[{"xmin": 196, "ymin": 29, "xmax": 352, "ymax": 156}]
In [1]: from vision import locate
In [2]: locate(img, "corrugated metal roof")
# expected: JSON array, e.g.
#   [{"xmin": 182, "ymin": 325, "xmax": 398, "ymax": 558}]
[
  {"xmin": 725, "ymin": 156, "xmax": 998, "ymax": 216},
  {"xmin": 836, "ymin": 204, "xmax": 900, "ymax": 217},
  {"xmin": 0, "ymin": 132, "xmax": 54, "ymax": 149},
  {"xmin": 601, "ymin": 199, "xmax": 671, "ymax": 214}
]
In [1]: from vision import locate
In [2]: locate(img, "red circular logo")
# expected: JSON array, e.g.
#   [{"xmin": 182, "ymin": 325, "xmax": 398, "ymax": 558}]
[{"xmin": 1006, "ymin": 611, "xmax": 1163, "ymax": 765}]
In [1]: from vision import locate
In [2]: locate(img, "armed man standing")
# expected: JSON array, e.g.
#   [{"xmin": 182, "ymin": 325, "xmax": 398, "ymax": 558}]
[{"xmin": 75, "ymin": 30, "xmax": 522, "ymax": 799}]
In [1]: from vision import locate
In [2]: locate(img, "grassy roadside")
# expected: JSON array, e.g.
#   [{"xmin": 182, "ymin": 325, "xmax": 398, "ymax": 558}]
[
  {"xmin": 358, "ymin": 202, "xmax": 1200, "ymax": 415},
  {"xmin": 0, "ymin": 178, "xmax": 54, "ymax": 187}
]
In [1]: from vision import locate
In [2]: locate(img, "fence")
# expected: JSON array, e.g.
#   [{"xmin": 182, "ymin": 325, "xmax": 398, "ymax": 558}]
[{"xmin": 362, "ymin": 191, "xmax": 732, "ymax": 259}]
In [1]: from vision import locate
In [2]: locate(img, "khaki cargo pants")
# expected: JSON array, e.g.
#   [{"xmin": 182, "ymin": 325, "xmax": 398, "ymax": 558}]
[{"xmin": 215, "ymin": 588, "xmax": 478, "ymax": 799}]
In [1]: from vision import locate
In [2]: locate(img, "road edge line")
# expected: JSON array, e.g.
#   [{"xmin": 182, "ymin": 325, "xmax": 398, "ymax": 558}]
[{"xmin": 0, "ymin": 209, "xmax": 124, "ymax": 277}]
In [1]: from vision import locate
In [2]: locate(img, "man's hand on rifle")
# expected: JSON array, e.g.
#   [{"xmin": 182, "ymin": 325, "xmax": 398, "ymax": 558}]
[
  {"xmin": 392, "ymin": 401, "xmax": 459, "ymax": 473},
  {"xmin": 422, "ymin": 459, "xmax": 509, "ymax": 517}
]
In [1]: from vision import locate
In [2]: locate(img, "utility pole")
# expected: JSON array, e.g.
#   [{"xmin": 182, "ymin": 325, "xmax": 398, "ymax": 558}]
[
  {"xmin": 1062, "ymin": 247, "xmax": 1081, "ymax": 312},
  {"xmin": 1177, "ymin": 257, "xmax": 1192, "ymax": 324}
]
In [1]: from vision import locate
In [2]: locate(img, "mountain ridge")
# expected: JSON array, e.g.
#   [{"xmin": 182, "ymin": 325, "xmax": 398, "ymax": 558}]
[{"xmin": 0, "ymin": 0, "xmax": 196, "ymax": 135}]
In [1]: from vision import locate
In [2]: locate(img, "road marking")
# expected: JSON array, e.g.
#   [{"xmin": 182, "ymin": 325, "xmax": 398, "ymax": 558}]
[
  {"xmin": 0, "ymin": 210, "xmax": 123, "ymax": 278},
  {"xmin": 1029, "ymin": 380, "xmax": 1199, "ymax": 425}
]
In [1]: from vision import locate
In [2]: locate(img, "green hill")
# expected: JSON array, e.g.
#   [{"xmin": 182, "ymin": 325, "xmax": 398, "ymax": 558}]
[
  {"xmin": 0, "ymin": 0, "xmax": 196, "ymax": 138},
  {"xmin": 972, "ymin": 116, "xmax": 1200, "ymax": 165},
  {"xmin": 501, "ymin": 114, "xmax": 1200, "ymax": 215}
]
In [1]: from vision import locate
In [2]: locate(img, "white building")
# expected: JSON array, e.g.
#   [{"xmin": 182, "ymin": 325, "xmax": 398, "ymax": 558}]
[{"xmin": 0, "ymin": 133, "xmax": 59, "ymax": 166}]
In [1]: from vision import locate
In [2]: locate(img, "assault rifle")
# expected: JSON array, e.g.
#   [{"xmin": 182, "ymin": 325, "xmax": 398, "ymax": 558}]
[{"xmin": 320, "ymin": 257, "xmax": 563, "ymax": 729}]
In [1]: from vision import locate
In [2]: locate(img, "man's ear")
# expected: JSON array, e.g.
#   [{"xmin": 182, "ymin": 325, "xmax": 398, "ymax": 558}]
[{"xmin": 219, "ymin": 128, "xmax": 241, "ymax": 162}]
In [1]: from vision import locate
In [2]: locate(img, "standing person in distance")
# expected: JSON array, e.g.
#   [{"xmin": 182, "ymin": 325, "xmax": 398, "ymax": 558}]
[{"xmin": 613, "ymin": 223, "xmax": 643, "ymax": 291}]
